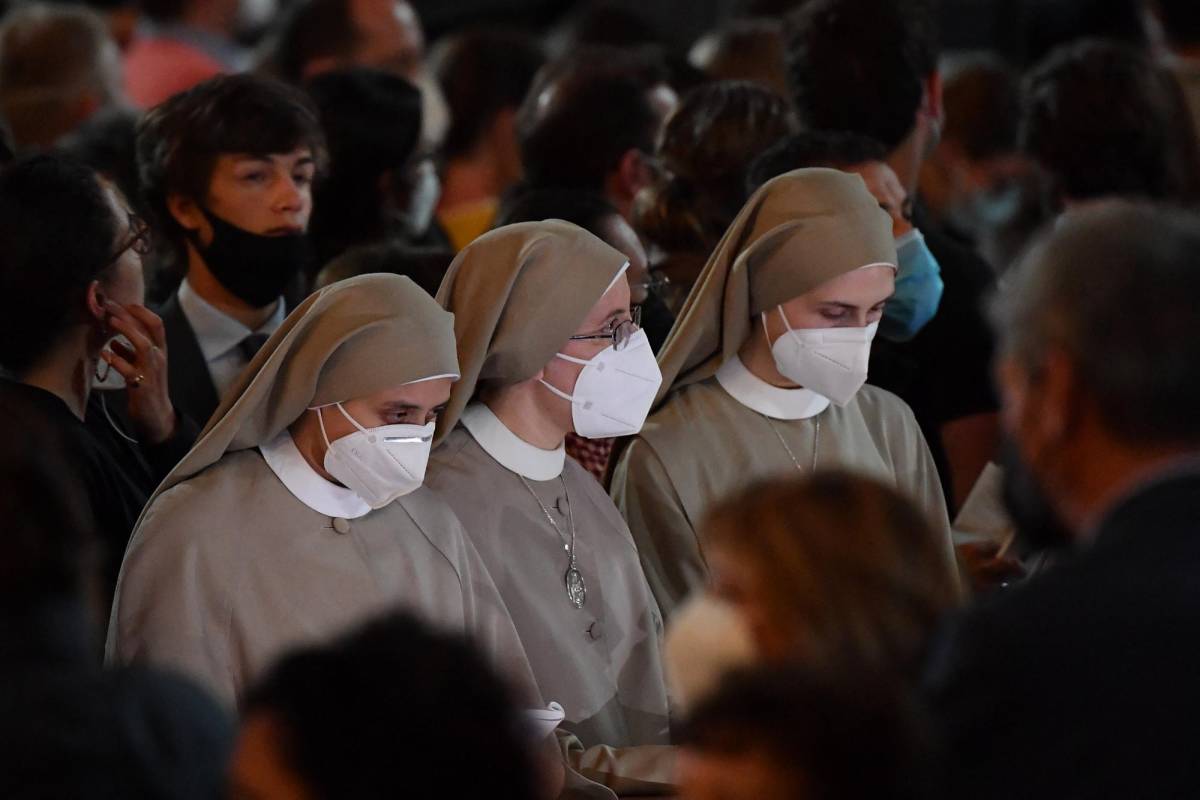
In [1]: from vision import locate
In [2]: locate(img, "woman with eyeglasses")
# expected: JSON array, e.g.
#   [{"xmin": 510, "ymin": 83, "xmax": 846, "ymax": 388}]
[
  {"xmin": 426, "ymin": 221, "xmax": 675, "ymax": 795},
  {"xmin": 0, "ymin": 155, "xmax": 193, "ymax": 618}
]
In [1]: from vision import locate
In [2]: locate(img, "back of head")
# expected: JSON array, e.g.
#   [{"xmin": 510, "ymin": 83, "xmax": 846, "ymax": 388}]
[
  {"xmin": 495, "ymin": 185, "xmax": 618, "ymax": 232},
  {"xmin": 688, "ymin": 17, "xmax": 790, "ymax": 98},
  {"xmin": 304, "ymin": 68, "xmax": 422, "ymax": 260},
  {"xmin": 266, "ymin": 0, "xmax": 358, "ymax": 85},
  {"xmin": 636, "ymin": 80, "xmax": 799, "ymax": 253},
  {"xmin": 136, "ymin": 73, "xmax": 327, "ymax": 261},
  {"xmin": 243, "ymin": 612, "xmax": 538, "ymax": 799},
  {"xmin": 57, "ymin": 107, "xmax": 141, "ymax": 207},
  {"xmin": 1020, "ymin": 39, "xmax": 1200, "ymax": 205},
  {"xmin": 0, "ymin": 154, "xmax": 117, "ymax": 377},
  {"xmin": 0, "ymin": 3, "xmax": 122, "ymax": 151},
  {"xmin": 994, "ymin": 203, "xmax": 1200, "ymax": 448},
  {"xmin": 702, "ymin": 471, "xmax": 960, "ymax": 675},
  {"xmin": 517, "ymin": 47, "xmax": 667, "ymax": 190},
  {"xmin": 681, "ymin": 665, "xmax": 933, "ymax": 800},
  {"xmin": 785, "ymin": 0, "xmax": 938, "ymax": 151},
  {"xmin": 745, "ymin": 130, "xmax": 888, "ymax": 194},
  {"xmin": 315, "ymin": 241, "xmax": 453, "ymax": 296},
  {"xmin": 434, "ymin": 29, "xmax": 545, "ymax": 162}
]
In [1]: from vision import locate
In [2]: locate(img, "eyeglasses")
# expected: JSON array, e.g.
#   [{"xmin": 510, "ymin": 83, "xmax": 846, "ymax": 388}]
[
  {"xmin": 107, "ymin": 212, "xmax": 152, "ymax": 266},
  {"xmin": 568, "ymin": 305, "xmax": 642, "ymax": 351}
]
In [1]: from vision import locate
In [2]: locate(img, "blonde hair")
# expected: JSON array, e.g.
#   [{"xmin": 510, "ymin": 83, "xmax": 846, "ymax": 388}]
[{"xmin": 703, "ymin": 471, "xmax": 961, "ymax": 676}]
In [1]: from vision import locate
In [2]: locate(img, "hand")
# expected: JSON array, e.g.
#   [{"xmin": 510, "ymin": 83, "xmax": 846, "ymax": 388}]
[
  {"xmin": 957, "ymin": 540, "xmax": 1027, "ymax": 594},
  {"xmin": 100, "ymin": 301, "xmax": 177, "ymax": 445},
  {"xmin": 849, "ymin": 161, "xmax": 914, "ymax": 238}
]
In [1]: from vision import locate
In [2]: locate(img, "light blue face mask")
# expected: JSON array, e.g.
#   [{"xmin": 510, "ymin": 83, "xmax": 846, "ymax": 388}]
[{"xmin": 879, "ymin": 229, "xmax": 944, "ymax": 343}]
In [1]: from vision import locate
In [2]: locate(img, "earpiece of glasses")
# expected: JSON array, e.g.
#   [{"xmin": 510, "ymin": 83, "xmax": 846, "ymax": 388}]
[
  {"xmin": 107, "ymin": 212, "xmax": 153, "ymax": 266},
  {"xmin": 568, "ymin": 306, "xmax": 643, "ymax": 351}
]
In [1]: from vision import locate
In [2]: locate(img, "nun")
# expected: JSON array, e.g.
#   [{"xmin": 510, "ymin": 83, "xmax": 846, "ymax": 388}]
[
  {"xmin": 106, "ymin": 274, "xmax": 537, "ymax": 708},
  {"xmin": 610, "ymin": 169, "xmax": 958, "ymax": 621},
  {"xmin": 426, "ymin": 221, "xmax": 674, "ymax": 795}
]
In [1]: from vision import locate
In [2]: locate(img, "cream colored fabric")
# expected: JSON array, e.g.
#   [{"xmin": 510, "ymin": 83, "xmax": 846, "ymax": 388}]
[
  {"xmin": 611, "ymin": 379, "xmax": 955, "ymax": 621},
  {"xmin": 429, "ymin": 425, "xmax": 675, "ymax": 795},
  {"xmin": 655, "ymin": 168, "xmax": 896, "ymax": 404},
  {"xmin": 156, "ymin": 273, "xmax": 460, "ymax": 501},
  {"xmin": 105, "ymin": 273, "xmax": 540, "ymax": 710},
  {"xmin": 107, "ymin": 450, "xmax": 538, "ymax": 707},
  {"xmin": 434, "ymin": 221, "xmax": 629, "ymax": 442}
]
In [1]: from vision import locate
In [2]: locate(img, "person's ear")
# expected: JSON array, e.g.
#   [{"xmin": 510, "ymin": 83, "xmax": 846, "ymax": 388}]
[
  {"xmin": 615, "ymin": 149, "xmax": 653, "ymax": 201},
  {"xmin": 85, "ymin": 280, "xmax": 107, "ymax": 326},
  {"xmin": 167, "ymin": 192, "xmax": 210, "ymax": 242},
  {"xmin": 490, "ymin": 106, "xmax": 523, "ymax": 181},
  {"xmin": 922, "ymin": 70, "xmax": 945, "ymax": 127}
]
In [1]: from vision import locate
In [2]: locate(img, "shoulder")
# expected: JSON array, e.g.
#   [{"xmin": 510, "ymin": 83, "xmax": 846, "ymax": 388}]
[
  {"xmin": 851, "ymin": 384, "xmax": 921, "ymax": 428},
  {"xmin": 643, "ymin": 379, "xmax": 733, "ymax": 448},
  {"xmin": 427, "ymin": 425, "xmax": 479, "ymax": 480},
  {"xmin": 134, "ymin": 451, "xmax": 275, "ymax": 553}
]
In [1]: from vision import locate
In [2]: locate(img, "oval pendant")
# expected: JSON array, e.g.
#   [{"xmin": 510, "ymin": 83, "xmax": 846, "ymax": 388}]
[{"xmin": 565, "ymin": 566, "xmax": 587, "ymax": 609}]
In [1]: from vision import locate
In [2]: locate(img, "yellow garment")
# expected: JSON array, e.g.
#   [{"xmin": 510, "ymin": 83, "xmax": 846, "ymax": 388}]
[{"xmin": 439, "ymin": 197, "xmax": 499, "ymax": 252}]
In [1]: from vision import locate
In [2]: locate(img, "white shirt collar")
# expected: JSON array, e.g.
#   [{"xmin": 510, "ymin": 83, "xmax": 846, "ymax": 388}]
[
  {"xmin": 260, "ymin": 429, "xmax": 372, "ymax": 519},
  {"xmin": 715, "ymin": 354, "xmax": 831, "ymax": 420},
  {"xmin": 460, "ymin": 403, "xmax": 565, "ymax": 481},
  {"xmin": 177, "ymin": 278, "xmax": 286, "ymax": 363}
]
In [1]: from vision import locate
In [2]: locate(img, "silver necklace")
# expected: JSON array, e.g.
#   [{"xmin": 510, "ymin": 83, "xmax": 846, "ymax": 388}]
[
  {"xmin": 518, "ymin": 475, "xmax": 587, "ymax": 609},
  {"xmin": 765, "ymin": 416, "xmax": 821, "ymax": 473}
]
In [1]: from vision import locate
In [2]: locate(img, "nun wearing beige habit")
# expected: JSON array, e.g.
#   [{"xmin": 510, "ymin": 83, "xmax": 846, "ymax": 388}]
[
  {"xmin": 105, "ymin": 274, "xmax": 538, "ymax": 709},
  {"xmin": 426, "ymin": 221, "xmax": 674, "ymax": 796},
  {"xmin": 610, "ymin": 169, "xmax": 957, "ymax": 621}
]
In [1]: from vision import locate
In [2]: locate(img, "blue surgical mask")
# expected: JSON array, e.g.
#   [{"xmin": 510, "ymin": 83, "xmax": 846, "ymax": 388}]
[{"xmin": 880, "ymin": 229, "xmax": 944, "ymax": 343}]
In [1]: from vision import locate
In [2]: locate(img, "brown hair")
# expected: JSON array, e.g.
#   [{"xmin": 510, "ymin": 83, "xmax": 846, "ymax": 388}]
[
  {"xmin": 634, "ymin": 80, "xmax": 798, "ymax": 255},
  {"xmin": 703, "ymin": 471, "xmax": 960, "ymax": 676}
]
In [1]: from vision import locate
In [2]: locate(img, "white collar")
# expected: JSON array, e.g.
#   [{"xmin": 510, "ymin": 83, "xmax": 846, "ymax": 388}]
[
  {"xmin": 260, "ymin": 429, "xmax": 372, "ymax": 519},
  {"xmin": 460, "ymin": 402, "xmax": 566, "ymax": 481},
  {"xmin": 177, "ymin": 278, "xmax": 285, "ymax": 363},
  {"xmin": 715, "ymin": 354, "xmax": 831, "ymax": 420}
]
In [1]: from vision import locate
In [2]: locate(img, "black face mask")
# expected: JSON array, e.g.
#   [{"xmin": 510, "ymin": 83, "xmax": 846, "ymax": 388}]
[
  {"xmin": 998, "ymin": 438, "xmax": 1074, "ymax": 553},
  {"xmin": 192, "ymin": 208, "xmax": 312, "ymax": 308}
]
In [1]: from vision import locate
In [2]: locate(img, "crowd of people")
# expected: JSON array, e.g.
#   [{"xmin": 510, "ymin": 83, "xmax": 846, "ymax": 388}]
[{"xmin": 3, "ymin": 0, "xmax": 1200, "ymax": 797}]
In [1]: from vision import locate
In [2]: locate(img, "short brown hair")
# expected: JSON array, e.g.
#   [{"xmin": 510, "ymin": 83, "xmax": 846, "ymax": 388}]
[
  {"xmin": 703, "ymin": 471, "xmax": 960, "ymax": 675},
  {"xmin": 136, "ymin": 73, "xmax": 328, "ymax": 258}
]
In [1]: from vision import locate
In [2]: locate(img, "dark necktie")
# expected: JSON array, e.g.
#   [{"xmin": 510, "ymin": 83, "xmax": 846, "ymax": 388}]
[{"xmin": 237, "ymin": 332, "xmax": 271, "ymax": 363}]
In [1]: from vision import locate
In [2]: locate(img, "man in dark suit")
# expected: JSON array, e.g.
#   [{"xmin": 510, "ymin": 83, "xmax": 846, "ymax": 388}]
[
  {"xmin": 137, "ymin": 74, "xmax": 327, "ymax": 429},
  {"xmin": 925, "ymin": 204, "xmax": 1200, "ymax": 798}
]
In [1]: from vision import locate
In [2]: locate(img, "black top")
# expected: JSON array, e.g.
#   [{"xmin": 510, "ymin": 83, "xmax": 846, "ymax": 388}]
[
  {"xmin": 0, "ymin": 380, "xmax": 193, "ymax": 610},
  {"xmin": 924, "ymin": 467, "xmax": 1200, "ymax": 799},
  {"xmin": 869, "ymin": 204, "xmax": 999, "ymax": 502},
  {"xmin": 159, "ymin": 292, "xmax": 221, "ymax": 431}
]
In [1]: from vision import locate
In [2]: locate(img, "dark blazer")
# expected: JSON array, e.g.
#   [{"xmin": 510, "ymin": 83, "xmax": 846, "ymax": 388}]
[
  {"xmin": 158, "ymin": 293, "xmax": 220, "ymax": 432},
  {"xmin": 925, "ymin": 468, "xmax": 1200, "ymax": 799},
  {"xmin": 869, "ymin": 204, "xmax": 999, "ymax": 503}
]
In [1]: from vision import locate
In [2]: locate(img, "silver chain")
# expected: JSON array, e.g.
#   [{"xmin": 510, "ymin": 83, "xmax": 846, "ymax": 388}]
[
  {"xmin": 518, "ymin": 475, "xmax": 587, "ymax": 608},
  {"xmin": 765, "ymin": 416, "xmax": 821, "ymax": 473}
]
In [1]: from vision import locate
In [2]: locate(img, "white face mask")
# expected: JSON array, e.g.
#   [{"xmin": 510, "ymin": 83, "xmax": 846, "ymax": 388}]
[
  {"xmin": 539, "ymin": 328, "xmax": 663, "ymax": 439},
  {"xmin": 316, "ymin": 403, "xmax": 433, "ymax": 509},
  {"xmin": 766, "ymin": 307, "xmax": 877, "ymax": 406}
]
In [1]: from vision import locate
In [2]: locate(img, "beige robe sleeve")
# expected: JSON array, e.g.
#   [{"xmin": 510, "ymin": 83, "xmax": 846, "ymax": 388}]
[
  {"xmin": 887, "ymin": 401, "xmax": 962, "ymax": 590},
  {"xmin": 106, "ymin": 484, "xmax": 243, "ymax": 706},
  {"xmin": 611, "ymin": 437, "xmax": 705, "ymax": 622},
  {"xmin": 558, "ymin": 731, "xmax": 677, "ymax": 797}
]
